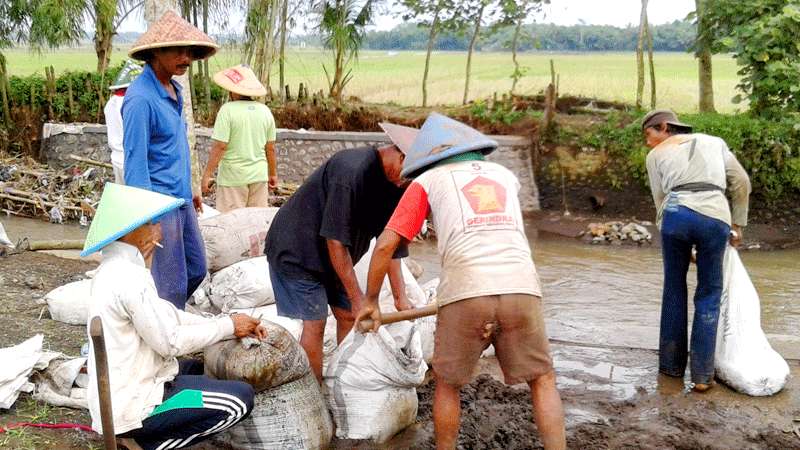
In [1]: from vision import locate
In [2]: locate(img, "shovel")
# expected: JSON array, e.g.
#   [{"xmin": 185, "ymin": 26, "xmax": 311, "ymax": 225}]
[{"xmin": 357, "ymin": 303, "xmax": 438, "ymax": 333}]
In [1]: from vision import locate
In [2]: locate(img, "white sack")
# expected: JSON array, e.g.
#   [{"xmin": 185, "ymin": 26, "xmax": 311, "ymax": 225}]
[
  {"xmin": 197, "ymin": 203, "xmax": 220, "ymax": 220},
  {"xmin": 714, "ymin": 247, "xmax": 790, "ymax": 396},
  {"xmin": 324, "ymin": 323, "xmax": 427, "ymax": 443},
  {"xmin": 0, "ymin": 335, "xmax": 44, "ymax": 409},
  {"xmin": 416, "ymin": 278, "xmax": 440, "ymax": 363},
  {"xmin": 209, "ymin": 257, "xmax": 274, "ymax": 313},
  {"xmin": 0, "ymin": 220, "xmax": 14, "ymax": 249},
  {"xmin": 45, "ymin": 279, "xmax": 93, "ymax": 326},
  {"xmin": 354, "ymin": 239, "xmax": 427, "ymax": 309},
  {"xmin": 219, "ymin": 372, "xmax": 333, "ymax": 450},
  {"xmin": 229, "ymin": 304, "xmax": 304, "ymax": 341},
  {"xmin": 200, "ymin": 207, "xmax": 279, "ymax": 272}
]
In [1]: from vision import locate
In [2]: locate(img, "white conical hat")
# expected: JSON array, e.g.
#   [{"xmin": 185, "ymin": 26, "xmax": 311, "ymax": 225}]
[{"xmin": 81, "ymin": 183, "xmax": 184, "ymax": 257}]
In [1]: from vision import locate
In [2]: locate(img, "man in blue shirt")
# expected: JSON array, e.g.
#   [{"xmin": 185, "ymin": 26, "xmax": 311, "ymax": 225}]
[{"xmin": 122, "ymin": 10, "xmax": 219, "ymax": 309}]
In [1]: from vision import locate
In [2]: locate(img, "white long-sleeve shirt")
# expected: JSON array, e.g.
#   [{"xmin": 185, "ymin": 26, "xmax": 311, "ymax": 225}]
[
  {"xmin": 104, "ymin": 94, "xmax": 125, "ymax": 167},
  {"xmin": 86, "ymin": 241, "xmax": 235, "ymax": 435},
  {"xmin": 646, "ymin": 133, "xmax": 751, "ymax": 228}
]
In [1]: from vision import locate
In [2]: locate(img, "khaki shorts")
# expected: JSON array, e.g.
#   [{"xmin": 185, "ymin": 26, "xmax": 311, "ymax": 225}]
[
  {"xmin": 216, "ymin": 182, "xmax": 269, "ymax": 212},
  {"xmin": 432, "ymin": 294, "xmax": 553, "ymax": 387}
]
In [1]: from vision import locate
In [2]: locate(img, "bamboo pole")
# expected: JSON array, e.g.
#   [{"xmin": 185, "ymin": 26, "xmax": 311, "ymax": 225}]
[
  {"xmin": 0, "ymin": 193, "xmax": 83, "ymax": 212},
  {"xmin": 69, "ymin": 154, "xmax": 113, "ymax": 169},
  {"xmin": 0, "ymin": 53, "xmax": 11, "ymax": 127}
]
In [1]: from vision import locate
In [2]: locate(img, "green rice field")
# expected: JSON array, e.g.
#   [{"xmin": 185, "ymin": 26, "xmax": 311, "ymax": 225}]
[{"xmin": 3, "ymin": 47, "xmax": 742, "ymax": 113}]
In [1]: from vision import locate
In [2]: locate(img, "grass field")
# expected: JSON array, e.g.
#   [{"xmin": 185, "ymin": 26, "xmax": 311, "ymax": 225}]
[{"xmin": 2, "ymin": 47, "xmax": 742, "ymax": 113}]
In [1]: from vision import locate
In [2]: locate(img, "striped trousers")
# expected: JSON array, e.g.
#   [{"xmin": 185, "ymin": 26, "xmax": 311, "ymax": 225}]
[{"xmin": 120, "ymin": 360, "xmax": 254, "ymax": 450}]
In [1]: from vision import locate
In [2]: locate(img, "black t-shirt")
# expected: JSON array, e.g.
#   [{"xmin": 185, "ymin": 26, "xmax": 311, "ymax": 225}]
[{"xmin": 265, "ymin": 147, "xmax": 408, "ymax": 280}]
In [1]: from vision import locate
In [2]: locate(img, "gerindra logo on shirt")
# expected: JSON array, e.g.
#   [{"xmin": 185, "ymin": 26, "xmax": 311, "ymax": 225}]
[{"xmin": 461, "ymin": 176, "xmax": 506, "ymax": 214}]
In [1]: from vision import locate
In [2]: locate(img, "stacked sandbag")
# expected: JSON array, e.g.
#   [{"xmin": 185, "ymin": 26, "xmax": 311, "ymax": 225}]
[
  {"xmin": 207, "ymin": 321, "xmax": 333, "ymax": 450},
  {"xmin": 714, "ymin": 247, "xmax": 790, "ymax": 396},
  {"xmin": 323, "ymin": 322, "xmax": 427, "ymax": 443},
  {"xmin": 208, "ymin": 257, "xmax": 274, "ymax": 313},
  {"xmin": 45, "ymin": 279, "xmax": 93, "ymax": 325},
  {"xmin": 221, "ymin": 372, "xmax": 332, "ymax": 450},
  {"xmin": 200, "ymin": 207, "xmax": 278, "ymax": 272},
  {"xmin": 204, "ymin": 321, "xmax": 309, "ymax": 391}
]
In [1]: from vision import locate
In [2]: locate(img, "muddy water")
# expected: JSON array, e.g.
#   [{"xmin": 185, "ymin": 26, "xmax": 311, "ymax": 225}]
[
  {"xmin": 1, "ymin": 215, "xmax": 89, "ymax": 259},
  {"xmin": 411, "ymin": 223, "xmax": 800, "ymax": 360}
]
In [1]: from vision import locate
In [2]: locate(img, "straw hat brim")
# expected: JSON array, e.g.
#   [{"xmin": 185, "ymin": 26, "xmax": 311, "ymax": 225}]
[
  {"xmin": 213, "ymin": 70, "xmax": 267, "ymax": 97},
  {"xmin": 129, "ymin": 41, "xmax": 219, "ymax": 61},
  {"xmin": 379, "ymin": 122, "xmax": 418, "ymax": 155}
]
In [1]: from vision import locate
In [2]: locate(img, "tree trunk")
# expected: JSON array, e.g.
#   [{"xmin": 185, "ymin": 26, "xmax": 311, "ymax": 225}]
[
  {"xmin": 0, "ymin": 53, "xmax": 11, "ymax": 127},
  {"xmin": 202, "ymin": 0, "xmax": 210, "ymax": 111},
  {"xmin": 646, "ymin": 19, "xmax": 656, "ymax": 109},
  {"xmin": 462, "ymin": 3, "xmax": 485, "ymax": 105},
  {"xmin": 635, "ymin": 0, "xmax": 647, "ymax": 109},
  {"xmin": 422, "ymin": 4, "xmax": 442, "ymax": 108},
  {"xmin": 94, "ymin": 0, "xmax": 115, "ymax": 73},
  {"xmin": 695, "ymin": 0, "xmax": 715, "ymax": 112},
  {"xmin": 144, "ymin": 0, "xmax": 201, "ymax": 195},
  {"xmin": 510, "ymin": 16, "xmax": 522, "ymax": 95},
  {"xmin": 278, "ymin": 0, "xmax": 289, "ymax": 102}
]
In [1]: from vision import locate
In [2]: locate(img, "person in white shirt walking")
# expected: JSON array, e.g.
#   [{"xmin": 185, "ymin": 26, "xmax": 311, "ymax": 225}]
[
  {"xmin": 104, "ymin": 61, "xmax": 142, "ymax": 184},
  {"xmin": 80, "ymin": 183, "xmax": 265, "ymax": 450}
]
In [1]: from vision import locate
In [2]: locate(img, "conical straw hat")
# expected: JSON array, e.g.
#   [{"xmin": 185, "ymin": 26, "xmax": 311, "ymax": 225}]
[
  {"xmin": 81, "ymin": 183, "xmax": 184, "ymax": 257},
  {"xmin": 109, "ymin": 60, "xmax": 143, "ymax": 90},
  {"xmin": 213, "ymin": 65, "xmax": 267, "ymax": 97},
  {"xmin": 129, "ymin": 10, "xmax": 219, "ymax": 61},
  {"xmin": 379, "ymin": 122, "xmax": 418, "ymax": 154},
  {"xmin": 401, "ymin": 112, "xmax": 498, "ymax": 178}
]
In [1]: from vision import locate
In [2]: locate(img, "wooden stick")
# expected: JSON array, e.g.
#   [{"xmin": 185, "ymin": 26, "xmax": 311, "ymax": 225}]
[
  {"xmin": 357, "ymin": 303, "xmax": 438, "ymax": 333},
  {"xmin": 0, "ymin": 193, "xmax": 83, "ymax": 211},
  {"xmin": 69, "ymin": 154, "xmax": 113, "ymax": 169},
  {"xmin": 89, "ymin": 317, "xmax": 118, "ymax": 450},
  {"xmin": 22, "ymin": 239, "xmax": 84, "ymax": 251}
]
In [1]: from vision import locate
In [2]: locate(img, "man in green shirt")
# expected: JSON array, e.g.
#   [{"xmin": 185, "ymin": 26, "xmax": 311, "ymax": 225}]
[{"xmin": 202, "ymin": 64, "xmax": 278, "ymax": 212}]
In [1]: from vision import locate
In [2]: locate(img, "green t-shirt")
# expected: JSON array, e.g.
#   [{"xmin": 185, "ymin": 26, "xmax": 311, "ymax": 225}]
[{"xmin": 211, "ymin": 100, "xmax": 277, "ymax": 187}]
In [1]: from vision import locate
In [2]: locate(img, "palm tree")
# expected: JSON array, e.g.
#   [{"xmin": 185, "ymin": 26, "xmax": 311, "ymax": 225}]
[{"xmin": 317, "ymin": 0, "xmax": 374, "ymax": 102}]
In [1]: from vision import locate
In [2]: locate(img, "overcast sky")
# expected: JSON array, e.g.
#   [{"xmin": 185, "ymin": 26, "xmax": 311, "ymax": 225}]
[{"xmin": 118, "ymin": 0, "xmax": 696, "ymax": 33}]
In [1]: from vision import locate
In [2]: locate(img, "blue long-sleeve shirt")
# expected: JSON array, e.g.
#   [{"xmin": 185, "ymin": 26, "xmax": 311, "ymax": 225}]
[{"xmin": 122, "ymin": 64, "xmax": 193, "ymax": 202}]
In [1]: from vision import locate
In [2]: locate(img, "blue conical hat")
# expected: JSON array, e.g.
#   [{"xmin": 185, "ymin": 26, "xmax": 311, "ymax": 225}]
[
  {"xmin": 401, "ymin": 112, "xmax": 498, "ymax": 178},
  {"xmin": 80, "ymin": 183, "xmax": 184, "ymax": 257}
]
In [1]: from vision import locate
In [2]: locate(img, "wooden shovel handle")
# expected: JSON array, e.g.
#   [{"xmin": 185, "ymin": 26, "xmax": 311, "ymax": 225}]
[
  {"xmin": 357, "ymin": 303, "xmax": 438, "ymax": 333},
  {"xmin": 90, "ymin": 316, "xmax": 117, "ymax": 450}
]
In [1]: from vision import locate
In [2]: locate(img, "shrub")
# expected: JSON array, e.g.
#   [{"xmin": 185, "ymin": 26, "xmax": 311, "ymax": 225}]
[{"xmin": 579, "ymin": 111, "xmax": 800, "ymax": 203}]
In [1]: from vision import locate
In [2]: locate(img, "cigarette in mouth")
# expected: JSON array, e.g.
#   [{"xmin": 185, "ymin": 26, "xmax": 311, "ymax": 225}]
[{"xmin": 153, "ymin": 241, "xmax": 164, "ymax": 248}]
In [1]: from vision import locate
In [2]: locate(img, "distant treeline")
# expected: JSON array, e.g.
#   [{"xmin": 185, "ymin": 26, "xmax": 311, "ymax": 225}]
[
  {"xmin": 111, "ymin": 20, "xmax": 696, "ymax": 53},
  {"xmin": 362, "ymin": 20, "xmax": 696, "ymax": 52}
]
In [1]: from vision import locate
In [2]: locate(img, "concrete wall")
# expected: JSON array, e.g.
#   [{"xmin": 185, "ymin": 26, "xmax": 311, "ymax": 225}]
[{"xmin": 40, "ymin": 123, "xmax": 540, "ymax": 211}]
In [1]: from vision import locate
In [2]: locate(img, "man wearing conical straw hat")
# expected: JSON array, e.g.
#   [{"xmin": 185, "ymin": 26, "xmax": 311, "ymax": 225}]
[
  {"xmin": 201, "ymin": 64, "xmax": 278, "ymax": 212},
  {"xmin": 122, "ymin": 10, "xmax": 219, "ymax": 309},
  {"xmin": 82, "ymin": 183, "xmax": 264, "ymax": 450},
  {"xmin": 356, "ymin": 113, "xmax": 566, "ymax": 449}
]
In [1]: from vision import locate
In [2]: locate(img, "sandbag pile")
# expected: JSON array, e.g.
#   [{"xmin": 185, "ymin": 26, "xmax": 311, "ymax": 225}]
[
  {"xmin": 207, "ymin": 321, "xmax": 333, "ymax": 450},
  {"xmin": 715, "ymin": 246, "xmax": 790, "ymax": 396},
  {"xmin": 194, "ymin": 207, "xmax": 279, "ymax": 313}
]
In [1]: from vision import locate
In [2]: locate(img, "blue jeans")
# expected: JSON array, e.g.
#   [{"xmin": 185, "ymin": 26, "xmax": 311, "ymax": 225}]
[
  {"xmin": 151, "ymin": 204, "xmax": 207, "ymax": 310},
  {"xmin": 659, "ymin": 205, "xmax": 730, "ymax": 384}
]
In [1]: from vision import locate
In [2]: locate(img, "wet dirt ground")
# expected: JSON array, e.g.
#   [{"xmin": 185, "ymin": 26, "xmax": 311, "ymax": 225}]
[{"xmin": 0, "ymin": 218, "xmax": 798, "ymax": 449}]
